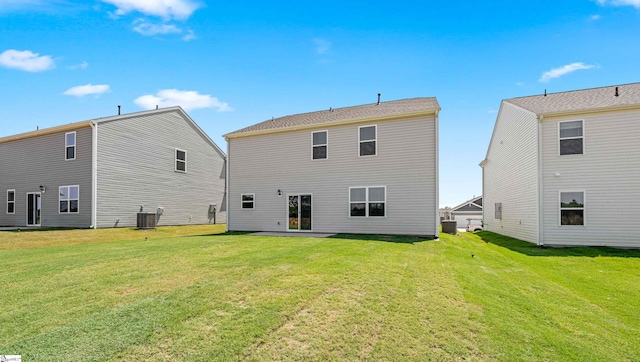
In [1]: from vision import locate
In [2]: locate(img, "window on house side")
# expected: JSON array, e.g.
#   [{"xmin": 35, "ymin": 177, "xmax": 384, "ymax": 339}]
[
  {"xmin": 65, "ymin": 132, "xmax": 76, "ymax": 160},
  {"xmin": 175, "ymin": 149, "xmax": 187, "ymax": 172},
  {"xmin": 59, "ymin": 186, "xmax": 79, "ymax": 213},
  {"xmin": 559, "ymin": 121, "xmax": 583, "ymax": 155},
  {"xmin": 495, "ymin": 203, "xmax": 502, "ymax": 220},
  {"xmin": 241, "ymin": 194, "xmax": 255, "ymax": 209},
  {"xmin": 312, "ymin": 131, "xmax": 328, "ymax": 159},
  {"xmin": 350, "ymin": 186, "xmax": 386, "ymax": 217},
  {"xmin": 560, "ymin": 191, "xmax": 584, "ymax": 225},
  {"xmin": 7, "ymin": 190, "xmax": 15, "ymax": 214},
  {"xmin": 359, "ymin": 125, "xmax": 377, "ymax": 156}
]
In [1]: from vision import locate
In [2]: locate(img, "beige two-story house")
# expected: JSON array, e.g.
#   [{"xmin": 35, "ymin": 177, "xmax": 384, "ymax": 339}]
[
  {"xmin": 224, "ymin": 97, "xmax": 440, "ymax": 237},
  {"xmin": 481, "ymin": 83, "xmax": 640, "ymax": 247}
]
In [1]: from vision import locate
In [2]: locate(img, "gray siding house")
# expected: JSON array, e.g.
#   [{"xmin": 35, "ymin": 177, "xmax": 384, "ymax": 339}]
[
  {"xmin": 0, "ymin": 107, "xmax": 226, "ymax": 228},
  {"xmin": 224, "ymin": 97, "xmax": 440, "ymax": 237},
  {"xmin": 451, "ymin": 195, "xmax": 482, "ymax": 228},
  {"xmin": 481, "ymin": 83, "xmax": 640, "ymax": 247}
]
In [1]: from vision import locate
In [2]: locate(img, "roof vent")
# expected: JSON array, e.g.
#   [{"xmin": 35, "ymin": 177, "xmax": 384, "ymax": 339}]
[
  {"xmin": 118, "ymin": 105, "xmax": 121, "ymax": 115},
  {"xmin": 615, "ymin": 86, "xmax": 619, "ymax": 97},
  {"xmin": 377, "ymin": 93, "xmax": 381, "ymax": 105},
  {"xmin": 329, "ymin": 107, "xmax": 333, "ymax": 112},
  {"xmin": 544, "ymin": 89, "xmax": 547, "ymax": 97}
]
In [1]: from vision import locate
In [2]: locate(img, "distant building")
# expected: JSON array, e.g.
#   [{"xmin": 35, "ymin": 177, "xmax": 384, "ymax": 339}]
[
  {"xmin": 451, "ymin": 196, "xmax": 482, "ymax": 228},
  {"xmin": 0, "ymin": 107, "xmax": 226, "ymax": 228}
]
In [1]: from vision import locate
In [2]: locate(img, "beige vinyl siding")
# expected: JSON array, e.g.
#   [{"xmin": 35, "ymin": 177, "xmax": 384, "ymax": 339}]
[
  {"xmin": 228, "ymin": 115, "xmax": 437, "ymax": 236},
  {"xmin": 541, "ymin": 109, "xmax": 640, "ymax": 247},
  {"xmin": 0, "ymin": 127, "xmax": 93, "ymax": 227},
  {"xmin": 95, "ymin": 109, "xmax": 226, "ymax": 228},
  {"xmin": 482, "ymin": 102, "xmax": 539, "ymax": 243}
]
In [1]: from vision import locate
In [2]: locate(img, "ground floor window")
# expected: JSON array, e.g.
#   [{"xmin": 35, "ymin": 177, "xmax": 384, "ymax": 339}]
[
  {"xmin": 7, "ymin": 189, "xmax": 15, "ymax": 214},
  {"xmin": 241, "ymin": 193, "xmax": 255, "ymax": 209},
  {"xmin": 349, "ymin": 186, "xmax": 386, "ymax": 217},
  {"xmin": 59, "ymin": 185, "xmax": 79, "ymax": 213},
  {"xmin": 560, "ymin": 191, "xmax": 584, "ymax": 225}
]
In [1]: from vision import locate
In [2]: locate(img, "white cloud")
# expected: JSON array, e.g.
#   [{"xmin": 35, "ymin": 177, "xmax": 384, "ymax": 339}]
[
  {"xmin": 183, "ymin": 29, "xmax": 195, "ymax": 41},
  {"xmin": 134, "ymin": 89, "xmax": 232, "ymax": 112},
  {"xmin": 539, "ymin": 62, "xmax": 596, "ymax": 82},
  {"xmin": 596, "ymin": 0, "xmax": 640, "ymax": 8},
  {"xmin": 0, "ymin": 49, "xmax": 55, "ymax": 72},
  {"xmin": 100, "ymin": 0, "xmax": 202, "ymax": 20},
  {"xmin": 516, "ymin": 82, "xmax": 526, "ymax": 87},
  {"xmin": 313, "ymin": 38, "xmax": 331, "ymax": 55},
  {"xmin": 590, "ymin": 14, "xmax": 601, "ymax": 20},
  {"xmin": 133, "ymin": 20, "xmax": 182, "ymax": 36},
  {"xmin": 68, "ymin": 61, "xmax": 89, "ymax": 70},
  {"xmin": 63, "ymin": 84, "xmax": 110, "ymax": 97}
]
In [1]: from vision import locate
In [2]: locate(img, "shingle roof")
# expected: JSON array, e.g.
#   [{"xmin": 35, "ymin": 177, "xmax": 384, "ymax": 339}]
[
  {"xmin": 504, "ymin": 82, "xmax": 640, "ymax": 115},
  {"xmin": 225, "ymin": 97, "xmax": 440, "ymax": 138}
]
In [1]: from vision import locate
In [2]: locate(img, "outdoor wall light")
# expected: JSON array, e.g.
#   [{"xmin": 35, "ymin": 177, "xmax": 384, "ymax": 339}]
[{"xmin": 39, "ymin": 185, "xmax": 46, "ymax": 194}]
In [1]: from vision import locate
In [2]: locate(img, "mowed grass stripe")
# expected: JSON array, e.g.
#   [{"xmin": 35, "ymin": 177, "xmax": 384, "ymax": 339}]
[{"xmin": 2, "ymin": 226, "xmax": 640, "ymax": 360}]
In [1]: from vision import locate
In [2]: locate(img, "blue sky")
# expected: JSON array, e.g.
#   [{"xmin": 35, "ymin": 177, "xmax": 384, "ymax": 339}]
[{"xmin": 1, "ymin": 0, "xmax": 639, "ymax": 207}]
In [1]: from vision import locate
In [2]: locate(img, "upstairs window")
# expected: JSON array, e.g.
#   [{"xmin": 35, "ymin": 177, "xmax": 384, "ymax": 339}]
[
  {"xmin": 312, "ymin": 131, "xmax": 328, "ymax": 159},
  {"xmin": 7, "ymin": 190, "xmax": 15, "ymax": 214},
  {"xmin": 560, "ymin": 191, "xmax": 584, "ymax": 225},
  {"xmin": 241, "ymin": 194, "xmax": 255, "ymax": 209},
  {"xmin": 359, "ymin": 125, "xmax": 377, "ymax": 156},
  {"xmin": 65, "ymin": 132, "xmax": 76, "ymax": 160},
  {"xmin": 175, "ymin": 149, "xmax": 187, "ymax": 172},
  {"xmin": 495, "ymin": 203, "xmax": 502, "ymax": 219},
  {"xmin": 559, "ymin": 121, "xmax": 583, "ymax": 155},
  {"xmin": 59, "ymin": 186, "xmax": 79, "ymax": 213},
  {"xmin": 350, "ymin": 186, "xmax": 386, "ymax": 217}
]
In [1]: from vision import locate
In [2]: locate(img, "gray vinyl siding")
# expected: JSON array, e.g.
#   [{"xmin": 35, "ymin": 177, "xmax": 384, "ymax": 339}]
[
  {"xmin": 541, "ymin": 109, "xmax": 640, "ymax": 247},
  {"xmin": 228, "ymin": 115, "xmax": 437, "ymax": 236},
  {"xmin": 95, "ymin": 109, "xmax": 226, "ymax": 228},
  {"xmin": 0, "ymin": 127, "xmax": 93, "ymax": 227},
  {"xmin": 482, "ymin": 102, "xmax": 539, "ymax": 243}
]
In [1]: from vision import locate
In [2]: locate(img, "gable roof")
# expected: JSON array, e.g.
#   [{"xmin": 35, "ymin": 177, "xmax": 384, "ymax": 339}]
[
  {"xmin": 0, "ymin": 106, "xmax": 225, "ymax": 157},
  {"xmin": 451, "ymin": 196, "xmax": 483, "ymax": 212},
  {"xmin": 504, "ymin": 82, "xmax": 640, "ymax": 116},
  {"xmin": 225, "ymin": 97, "xmax": 440, "ymax": 139}
]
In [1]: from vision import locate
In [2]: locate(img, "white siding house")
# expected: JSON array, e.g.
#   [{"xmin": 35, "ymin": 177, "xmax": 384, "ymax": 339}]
[
  {"xmin": 225, "ymin": 97, "xmax": 440, "ymax": 237},
  {"xmin": 0, "ymin": 107, "xmax": 226, "ymax": 228},
  {"xmin": 481, "ymin": 83, "xmax": 640, "ymax": 247}
]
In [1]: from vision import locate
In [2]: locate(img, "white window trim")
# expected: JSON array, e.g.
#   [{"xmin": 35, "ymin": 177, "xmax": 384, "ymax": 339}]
[
  {"xmin": 558, "ymin": 120, "xmax": 584, "ymax": 156},
  {"xmin": 358, "ymin": 124, "xmax": 377, "ymax": 157},
  {"xmin": 7, "ymin": 189, "xmax": 15, "ymax": 214},
  {"xmin": 311, "ymin": 130, "xmax": 328, "ymax": 160},
  {"xmin": 348, "ymin": 186, "xmax": 387, "ymax": 218},
  {"xmin": 559, "ymin": 190, "xmax": 585, "ymax": 226},
  {"xmin": 59, "ymin": 185, "xmax": 80, "ymax": 214},
  {"xmin": 241, "ymin": 193, "xmax": 255, "ymax": 210},
  {"xmin": 65, "ymin": 131, "xmax": 76, "ymax": 161},
  {"xmin": 175, "ymin": 148, "xmax": 187, "ymax": 173}
]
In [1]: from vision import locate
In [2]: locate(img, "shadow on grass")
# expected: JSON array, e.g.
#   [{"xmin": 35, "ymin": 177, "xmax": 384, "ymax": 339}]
[
  {"xmin": 184, "ymin": 231, "xmax": 253, "ymax": 238},
  {"xmin": 0, "ymin": 227, "xmax": 77, "ymax": 233},
  {"xmin": 477, "ymin": 231, "xmax": 640, "ymax": 258},
  {"xmin": 329, "ymin": 233, "xmax": 435, "ymax": 244}
]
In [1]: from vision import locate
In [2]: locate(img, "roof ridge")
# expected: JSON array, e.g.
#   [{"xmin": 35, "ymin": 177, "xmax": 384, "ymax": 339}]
[{"xmin": 506, "ymin": 81, "xmax": 640, "ymax": 101}]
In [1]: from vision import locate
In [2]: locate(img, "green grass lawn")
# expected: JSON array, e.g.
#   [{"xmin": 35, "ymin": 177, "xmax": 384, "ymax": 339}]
[{"xmin": 1, "ymin": 227, "xmax": 639, "ymax": 361}]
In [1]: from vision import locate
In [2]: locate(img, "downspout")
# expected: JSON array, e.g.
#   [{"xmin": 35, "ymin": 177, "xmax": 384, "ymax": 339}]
[
  {"xmin": 479, "ymin": 159, "xmax": 487, "ymax": 228},
  {"xmin": 537, "ymin": 115, "xmax": 544, "ymax": 246},
  {"xmin": 225, "ymin": 138, "xmax": 230, "ymax": 232},
  {"xmin": 434, "ymin": 110, "xmax": 440, "ymax": 238},
  {"xmin": 90, "ymin": 121, "xmax": 98, "ymax": 229}
]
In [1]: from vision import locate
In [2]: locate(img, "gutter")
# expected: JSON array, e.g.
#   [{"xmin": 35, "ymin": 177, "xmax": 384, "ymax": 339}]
[
  {"xmin": 434, "ymin": 110, "xmax": 440, "ymax": 238},
  {"xmin": 90, "ymin": 121, "xmax": 98, "ymax": 229},
  {"xmin": 225, "ymin": 139, "xmax": 230, "ymax": 232}
]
